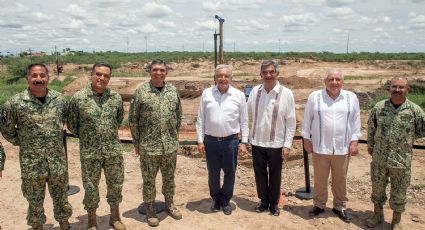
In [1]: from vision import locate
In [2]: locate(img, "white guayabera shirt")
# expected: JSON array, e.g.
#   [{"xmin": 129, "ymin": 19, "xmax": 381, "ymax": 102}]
[
  {"xmin": 302, "ymin": 89, "xmax": 362, "ymax": 155},
  {"xmin": 247, "ymin": 82, "xmax": 296, "ymax": 149}
]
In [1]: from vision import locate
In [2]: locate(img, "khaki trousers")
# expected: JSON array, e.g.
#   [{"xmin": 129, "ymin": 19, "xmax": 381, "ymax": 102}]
[{"xmin": 312, "ymin": 153, "xmax": 349, "ymax": 211}]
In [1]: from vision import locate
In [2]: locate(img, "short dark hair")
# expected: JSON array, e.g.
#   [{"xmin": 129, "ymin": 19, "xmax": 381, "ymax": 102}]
[
  {"xmin": 27, "ymin": 63, "xmax": 49, "ymax": 76},
  {"xmin": 260, "ymin": 60, "xmax": 279, "ymax": 73},
  {"xmin": 91, "ymin": 63, "xmax": 112, "ymax": 75},
  {"xmin": 147, "ymin": 59, "xmax": 168, "ymax": 72}
]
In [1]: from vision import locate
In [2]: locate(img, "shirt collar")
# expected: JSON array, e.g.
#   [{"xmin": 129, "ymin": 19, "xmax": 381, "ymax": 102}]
[
  {"xmin": 213, "ymin": 85, "xmax": 234, "ymax": 95},
  {"xmin": 149, "ymin": 81, "xmax": 168, "ymax": 93},
  {"xmin": 86, "ymin": 85, "xmax": 113, "ymax": 96},
  {"xmin": 323, "ymin": 89, "xmax": 345, "ymax": 100},
  {"xmin": 261, "ymin": 82, "xmax": 281, "ymax": 94},
  {"xmin": 23, "ymin": 88, "xmax": 57, "ymax": 103}
]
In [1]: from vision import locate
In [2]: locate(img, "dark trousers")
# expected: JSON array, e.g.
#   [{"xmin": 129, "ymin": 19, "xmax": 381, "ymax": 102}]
[
  {"xmin": 252, "ymin": 145, "xmax": 283, "ymax": 206},
  {"xmin": 204, "ymin": 135, "xmax": 239, "ymax": 204}
]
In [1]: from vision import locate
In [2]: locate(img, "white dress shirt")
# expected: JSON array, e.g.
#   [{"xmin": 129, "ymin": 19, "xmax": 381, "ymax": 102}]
[
  {"xmin": 301, "ymin": 89, "xmax": 362, "ymax": 155},
  {"xmin": 247, "ymin": 82, "xmax": 296, "ymax": 148},
  {"xmin": 196, "ymin": 85, "xmax": 249, "ymax": 143}
]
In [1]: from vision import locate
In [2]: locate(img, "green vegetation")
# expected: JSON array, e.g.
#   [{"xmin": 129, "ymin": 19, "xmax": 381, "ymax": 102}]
[
  {"xmin": 344, "ymin": 75, "xmax": 382, "ymax": 81},
  {"xmin": 2, "ymin": 51, "xmax": 425, "ymax": 70}
]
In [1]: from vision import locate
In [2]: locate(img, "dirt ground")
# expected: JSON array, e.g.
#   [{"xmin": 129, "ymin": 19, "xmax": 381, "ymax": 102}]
[{"xmin": 1, "ymin": 59, "xmax": 425, "ymax": 229}]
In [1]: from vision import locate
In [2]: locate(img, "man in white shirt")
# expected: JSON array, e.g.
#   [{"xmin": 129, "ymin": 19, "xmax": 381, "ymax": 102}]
[
  {"xmin": 247, "ymin": 60, "xmax": 296, "ymax": 216},
  {"xmin": 196, "ymin": 64, "xmax": 249, "ymax": 215},
  {"xmin": 301, "ymin": 69, "xmax": 361, "ymax": 223}
]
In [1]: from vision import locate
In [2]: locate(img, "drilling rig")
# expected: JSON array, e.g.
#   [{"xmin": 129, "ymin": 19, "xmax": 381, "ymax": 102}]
[{"xmin": 214, "ymin": 15, "xmax": 225, "ymax": 67}]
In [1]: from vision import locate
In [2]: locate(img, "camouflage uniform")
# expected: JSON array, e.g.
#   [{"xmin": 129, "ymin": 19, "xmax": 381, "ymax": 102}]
[
  {"xmin": 129, "ymin": 82, "xmax": 182, "ymax": 202},
  {"xmin": 368, "ymin": 99, "xmax": 425, "ymax": 212},
  {"xmin": 67, "ymin": 85, "xmax": 125, "ymax": 211},
  {"xmin": 0, "ymin": 89, "xmax": 72, "ymax": 226}
]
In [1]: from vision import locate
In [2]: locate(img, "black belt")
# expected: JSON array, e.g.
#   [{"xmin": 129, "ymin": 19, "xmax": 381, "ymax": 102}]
[{"xmin": 205, "ymin": 134, "xmax": 238, "ymax": 141}]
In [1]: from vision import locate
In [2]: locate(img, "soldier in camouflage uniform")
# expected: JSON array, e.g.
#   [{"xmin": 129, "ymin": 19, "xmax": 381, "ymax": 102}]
[
  {"xmin": 0, "ymin": 63, "xmax": 72, "ymax": 230},
  {"xmin": 129, "ymin": 59, "xmax": 182, "ymax": 227},
  {"xmin": 67, "ymin": 63, "xmax": 126, "ymax": 230},
  {"xmin": 367, "ymin": 77, "xmax": 425, "ymax": 230}
]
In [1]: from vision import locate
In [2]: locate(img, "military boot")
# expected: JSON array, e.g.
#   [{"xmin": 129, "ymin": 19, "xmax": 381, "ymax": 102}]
[
  {"xmin": 391, "ymin": 211, "xmax": 403, "ymax": 230},
  {"xmin": 165, "ymin": 198, "xmax": 182, "ymax": 220},
  {"xmin": 109, "ymin": 204, "xmax": 126, "ymax": 230},
  {"xmin": 146, "ymin": 202, "xmax": 159, "ymax": 227},
  {"xmin": 365, "ymin": 205, "xmax": 384, "ymax": 228},
  {"xmin": 59, "ymin": 220, "xmax": 71, "ymax": 230},
  {"xmin": 32, "ymin": 223, "xmax": 43, "ymax": 230},
  {"xmin": 87, "ymin": 210, "xmax": 97, "ymax": 230}
]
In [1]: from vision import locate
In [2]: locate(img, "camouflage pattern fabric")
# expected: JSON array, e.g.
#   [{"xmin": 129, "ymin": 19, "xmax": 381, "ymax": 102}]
[
  {"xmin": 129, "ymin": 81, "xmax": 181, "ymax": 202},
  {"xmin": 370, "ymin": 161, "xmax": 411, "ymax": 212},
  {"xmin": 67, "ymin": 85, "xmax": 124, "ymax": 210},
  {"xmin": 0, "ymin": 89, "xmax": 72, "ymax": 226},
  {"xmin": 129, "ymin": 81, "xmax": 182, "ymax": 155},
  {"xmin": 368, "ymin": 99, "xmax": 425, "ymax": 211},
  {"xmin": 0, "ymin": 141, "xmax": 5, "ymax": 171},
  {"xmin": 140, "ymin": 153, "xmax": 177, "ymax": 202}
]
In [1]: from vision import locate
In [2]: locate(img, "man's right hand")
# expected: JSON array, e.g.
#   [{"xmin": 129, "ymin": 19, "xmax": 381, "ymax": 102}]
[
  {"xmin": 198, "ymin": 143, "xmax": 205, "ymax": 154},
  {"xmin": 303, "ymin": 139, "xmax": 313, "ymax": 153}
]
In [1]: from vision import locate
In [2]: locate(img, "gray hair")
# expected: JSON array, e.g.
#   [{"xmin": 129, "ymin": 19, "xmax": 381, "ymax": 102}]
[
  {"xmin": 261, "ymin": 60, "xmax": 280, "ymax": 73},
  {"xmin": 215, "ymin": 64, "xmax": 233, "ymax": 77},
  {"xmin": 325, "ymin": 69, "xmax": 343, "ymax": 80}
]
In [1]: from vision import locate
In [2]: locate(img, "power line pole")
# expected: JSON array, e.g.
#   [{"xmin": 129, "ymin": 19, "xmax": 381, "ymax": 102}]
[
  {"xmin": 126, "ymin": 35, "xmax": 129, "ymax": 53},
  {"xmin": 144, "ymin": 36, "xmax": 148, "ymax": 54},
  {"xmin": 233, "ymin": 41, "xmax": 235, "ymax": 52},
  {"xmin": 28, "ymin": 48, "xmax": 32, "ymax": 63},
  {"xmin": 279, "ymin": 39, "xmax": 281, "ymax": 53},
  {"xmin": 346, "ymin": 33, "xmax": 350, "ymax": 54}
]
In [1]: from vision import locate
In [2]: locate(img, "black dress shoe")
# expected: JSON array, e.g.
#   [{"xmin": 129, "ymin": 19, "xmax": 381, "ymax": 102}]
[
  {"xmin": 211, "ymin": 200, "xmax": 221, "ymax": 212},
  {"xmin": 222, "ymin": 202, "xmax": 232, "ymax": 215},
  {"xmin": 332, "ymin": 208, "xmax": 352, "ymax": 223},
  {"xmin": 309, "ymin": 206, "xmax": 325, "ymax": 216},
  {"xmin": 255, "ymin": 202, "xmax": 269, "ymax": 213},
  {"xmin": 269, "ymin": 205, "xmax": 280, "ymax": 216}
]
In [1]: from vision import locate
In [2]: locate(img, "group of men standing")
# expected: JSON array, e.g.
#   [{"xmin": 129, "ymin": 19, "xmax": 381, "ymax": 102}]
[
  {"xmin": 195, "ymin": 60, "xmax": 425, "ymax": 230},
  {"xmin": 0, "ymin": 59, "xmax": 424, "ymax": 230},
  {"xmin": 0, "ymin": 60, "xmax": 182, "ymax": 229}
]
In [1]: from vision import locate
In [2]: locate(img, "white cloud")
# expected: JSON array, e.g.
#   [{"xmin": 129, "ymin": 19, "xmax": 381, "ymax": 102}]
[
  {"xmin": 408, "ymin": 12, "xmax": 425, "ymax": 28},
  {"xmin": 142, "ymin": 2, "xmax": 173, "ymax": 18},
  {"xmin": 327, "ymin": 7, "xmax": 355, "ymax": 18},
  {"xmin": 264, "ymin": 11, "xmax": 274, "ymax": 17},
  {"xmin": 326, "ymin": 0, "xmax": 357, "ymax": 7},
  {"xmin": 159, "ymin": 19, "xmax": 176, "ymax": 28},
  {"xmin": 380, "ymin": 16, "xmax": 392, "ymax": 23},
  {"xmin": 374, "ymin": 27, "xmax": 384, "ymax": 32},
  {"xmin": 280, "ymin": 13, "xmax": 319, "ymax": 27},
  {"xmin": 64, "ymin": 4, "xmax": 87, "ymax": 19},
  {"xmin": 139, "ymin": 23, "xmax": 159, "ymax": 33},
  {"xmin": 194, "ymin": 20, "xmax": 216, "ymax": 30},
  {"xmin": 203, "ymin": 0, "xmax": 266, "ymax": 12}
]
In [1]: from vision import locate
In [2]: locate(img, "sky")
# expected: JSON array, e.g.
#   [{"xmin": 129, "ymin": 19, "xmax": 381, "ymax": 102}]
[{"xmin": 1, "ymin": 0, "xmax": 425, "ymax": 54}]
